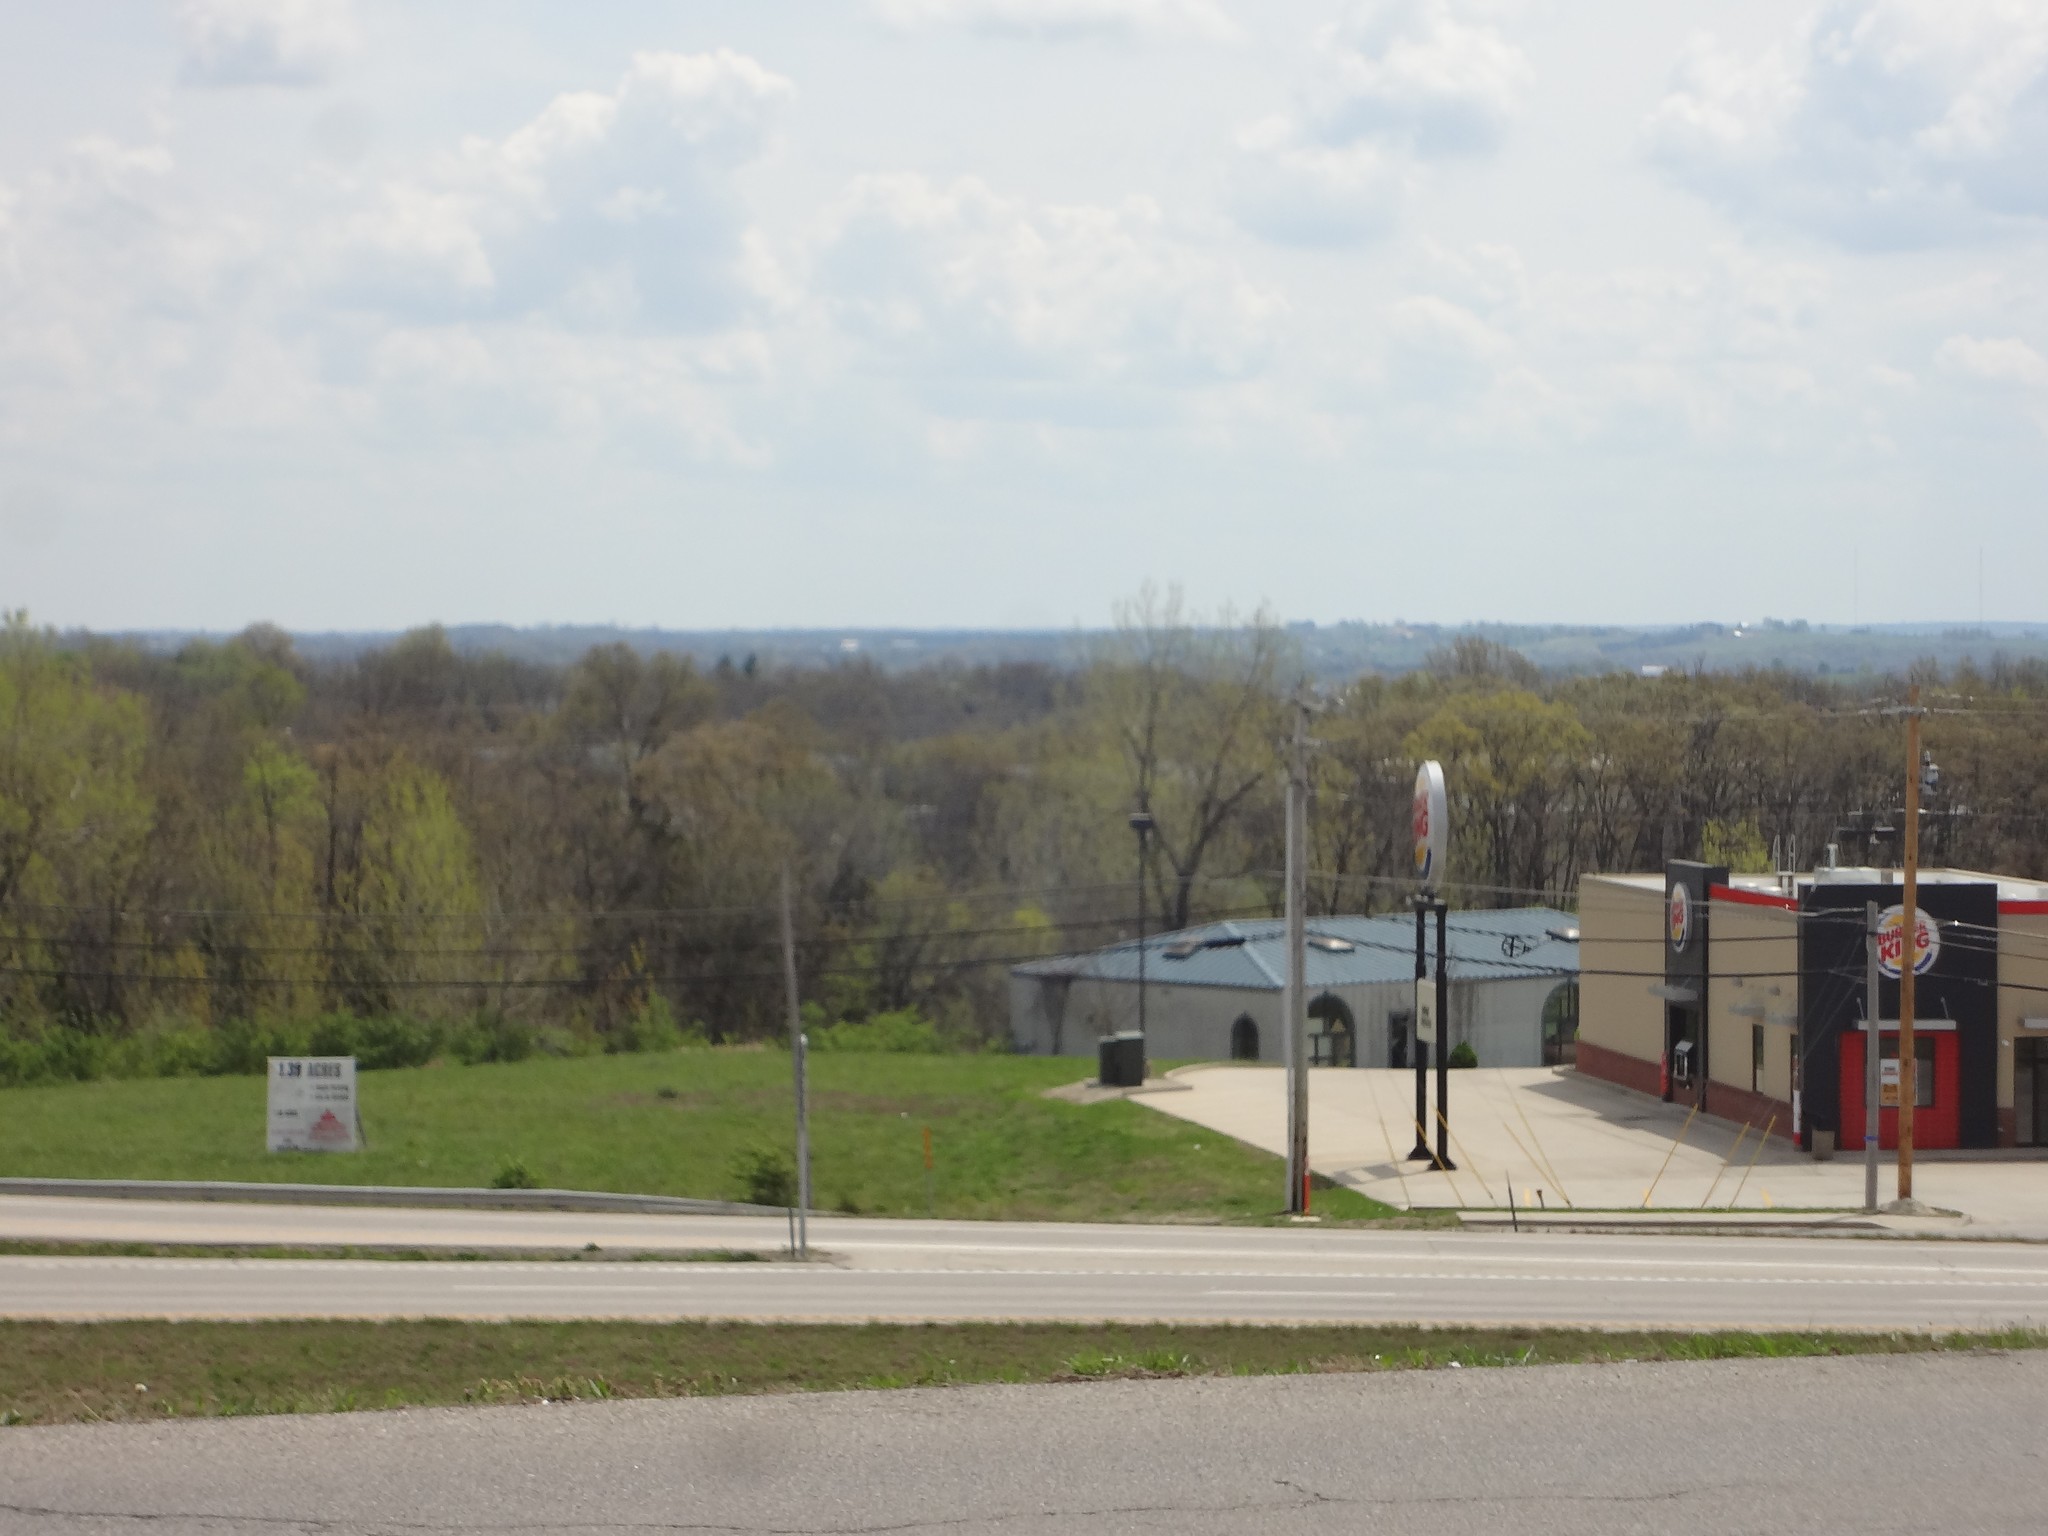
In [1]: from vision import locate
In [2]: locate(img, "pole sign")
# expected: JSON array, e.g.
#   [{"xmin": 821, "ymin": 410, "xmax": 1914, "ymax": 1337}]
[
  {"xmin": 1414, "ymin": 980, "xmax": 1438, "ymax": 1046},
  {"xmin": 267, "ymin": 1056, "xmax": 360, "ymax": 1152},
  {"xmin": 1875, "ymin": 906, "xmax": 1938, "ymax": 979},
  {"xmin": 1412, "ymin": 760, "xmax": 1447, "ymax": 893}
]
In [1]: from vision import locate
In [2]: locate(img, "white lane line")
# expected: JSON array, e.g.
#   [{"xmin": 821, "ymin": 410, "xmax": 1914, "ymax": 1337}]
[
  {"xmin": 445, "ymin": 1285, "xmax": 678, "ymax": 1294},
  {"xmin": 1207, "ymin": 1290, "xmax": 1400, "ymax": 1299}
]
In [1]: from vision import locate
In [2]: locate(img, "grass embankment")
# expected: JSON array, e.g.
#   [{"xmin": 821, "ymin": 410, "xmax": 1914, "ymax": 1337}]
[
  {"xmin": 5, "ymin": 1320, "xmax": 2040, "ymax": 1427},
  {"xmin": 0, "ymin": 1051, "xmax": 1396, "ymax": 1224}
]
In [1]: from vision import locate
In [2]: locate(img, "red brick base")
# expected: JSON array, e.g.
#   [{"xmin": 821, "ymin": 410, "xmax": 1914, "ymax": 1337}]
[
  {"xmin": 1704, "ymin": 1079, "xmax": 1796, "ymax": 1141},
  {"xmin": 1575, "ymin": 1038, "xmax": 1663, "ymax": 1099}
]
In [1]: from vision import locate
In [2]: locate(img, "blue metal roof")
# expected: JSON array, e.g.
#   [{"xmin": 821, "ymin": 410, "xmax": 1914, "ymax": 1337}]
[{"xmin": 1013, "ymin": 908, "xmax": 1579, "ymax": 991}]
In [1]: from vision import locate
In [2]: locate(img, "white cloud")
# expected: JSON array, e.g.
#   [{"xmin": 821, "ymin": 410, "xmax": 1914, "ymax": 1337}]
[
  {"xmin": 1230, "ymin": 0, "xmax": 1528, "ymax": 246},
  {"xmin": 1938, "ymin": 334, "xmax": 2048, "ymax": 388},
  {"xmin": 323, "ymin": 50, "xmax": 794, "ymax": 329},
  {"xmin": 178, "ymin": 0, "xmax": 360, "ymax": 88},
  {"xmin": 872, "ymin": 0, "xmax": 1235, "ymax": 42},
  {"xmin": 1309, "ymin": 0, "xmax": 1531, "ymax": 156},
  {"xmin": 1647, "ymin": 0, "xmax": 2048, "ymax": 247},
  {"xmin": 817, "ymin": 173, "xmax": 1282, "ymax": 396},
  {"xmin": 1226, "ymin": 117, "xmax": 1407, "ymax": 247}
]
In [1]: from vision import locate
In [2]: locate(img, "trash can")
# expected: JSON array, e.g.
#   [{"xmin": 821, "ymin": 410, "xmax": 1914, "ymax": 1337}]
[{"xmin": 1098, "ymin": 1032, "xmax": 1146, "ymax": 1089}]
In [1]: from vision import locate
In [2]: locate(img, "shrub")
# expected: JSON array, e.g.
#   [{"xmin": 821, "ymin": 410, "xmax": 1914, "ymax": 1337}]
[
  {"xmin": 607, "ymin": 993, "xmax": 703, "ymax": 1055},
  {"xmin": 1448, "ymin": 1040, "xmax": 1478, "ymax": 1069},
  {"xmin": 307, "ymin": 1013, "xmax": 442, "ymax": 1071},
  {"xmin": 451, "ymin": 1011, "xmax": 536, "ymax": 1065},
  {"xmin": 731, "ymin": 1145, "xmax": 797, "ymax": 1207},
  {"xmin": 808, "ymin": 1008, "xmax": 944, "ymax": 1054},
  {"xmin": 490, "ymin": 1159, "xmax": 540, "ymax": 1190},
  {"xmin": 0, "ymin": 1029, "xmax": 104, "ymax": 1088}
]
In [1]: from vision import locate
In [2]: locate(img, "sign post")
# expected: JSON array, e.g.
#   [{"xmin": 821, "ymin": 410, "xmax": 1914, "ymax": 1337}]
[
  {"xmin": 1410, "ymin": 761, "xmax": 1453, "ymax": 1170},
  {"xmin": 266, "ymin": 1057, "xmax": 360, "ymax": 1152}
]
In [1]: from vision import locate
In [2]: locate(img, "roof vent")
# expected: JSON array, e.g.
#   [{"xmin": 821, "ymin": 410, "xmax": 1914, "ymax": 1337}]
[
  {"xmin": 1162, "ymin": 940, "xmax": 1202, "ymax": 960},
  {"xmin": 1305, "ymin": 935, "xmax": 1355, "ymax": 953}
]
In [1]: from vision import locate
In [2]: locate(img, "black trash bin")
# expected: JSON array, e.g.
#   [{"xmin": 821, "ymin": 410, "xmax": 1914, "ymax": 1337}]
[{"xmin": 1098, "ymin": 1032, "xmax": 1147, "ymax": 1088}]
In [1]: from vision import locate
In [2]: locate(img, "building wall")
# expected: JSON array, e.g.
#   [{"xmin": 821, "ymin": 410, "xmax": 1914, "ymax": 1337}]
[
  {"xmin": 1008, "ymin": 973, "xmax": 1562, "ymax": 1067},
  {"xmin": 1998, "ymin": 908, "xmax": 2048, "ymax": 1146},
  {"xmin": 1577, "ymin": 875, "xmax": 1664, "ymax": 1071},
  {"xmin": 1705, "ymin": 894, "xmax": 1799, "ymax": 1110}
]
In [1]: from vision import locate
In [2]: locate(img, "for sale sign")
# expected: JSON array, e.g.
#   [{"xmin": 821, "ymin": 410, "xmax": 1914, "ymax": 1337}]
[{"xmin": 267, "ymin": 1057, "xmax": 360, "ymax": 1152}]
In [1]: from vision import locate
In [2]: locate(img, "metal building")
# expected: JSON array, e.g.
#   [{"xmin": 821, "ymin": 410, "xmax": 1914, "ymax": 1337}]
[{"xmin": 1009, "ymin": 909, "xmax": 1581, "ymax": 1069}]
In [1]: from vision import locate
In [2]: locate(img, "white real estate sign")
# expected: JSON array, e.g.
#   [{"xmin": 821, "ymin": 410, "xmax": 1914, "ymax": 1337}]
[
  {"xmin": 267, "ymin": 1056, "xmax": 360, "ymax": 1152},
  {"xmin": 1414, "ymin": 980, "xmax": 1438, "ymax": 1046}
]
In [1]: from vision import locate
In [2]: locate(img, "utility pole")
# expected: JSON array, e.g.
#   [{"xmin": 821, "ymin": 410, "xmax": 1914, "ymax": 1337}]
[
  {"xmin": 779, "ymin": 864, "xmax": 810, "ymax": 1257},
  {"xmin": 1898, "ymin": 684, "xmax": 1922, "ymax": 1203},
  {"xmin": 1284, "ymin": 697, "xmax": 1309, "ymax": 1213},
  {"xmin": 1865, "ymin": 899, "xmax": 1880, "ymax": 1213},
  {"xmin": 1129, "ymin": 809, "xmax": 1155, "ymax": 1043}
]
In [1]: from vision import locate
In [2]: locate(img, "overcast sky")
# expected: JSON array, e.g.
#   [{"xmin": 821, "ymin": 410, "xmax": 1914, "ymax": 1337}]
[{"xmin": 2, "ymin": 0, "xmax": 2044, "ymax": 633}]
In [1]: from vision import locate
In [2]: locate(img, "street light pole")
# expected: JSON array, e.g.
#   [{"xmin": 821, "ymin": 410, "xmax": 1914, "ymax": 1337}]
[{"xmin": 1284, "ymin": 700, "xmax": 1309, "ymax": 1213}]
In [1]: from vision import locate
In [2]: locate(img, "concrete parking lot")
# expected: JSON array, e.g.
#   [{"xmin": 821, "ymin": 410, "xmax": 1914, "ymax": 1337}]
[{"xmin": 1142, "ymin": 1065, "xmax": 2048, "ymax": 1234}]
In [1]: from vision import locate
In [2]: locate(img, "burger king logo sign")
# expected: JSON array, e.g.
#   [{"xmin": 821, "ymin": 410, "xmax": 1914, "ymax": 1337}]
[
  {"xmin": 1667, "ymin": 883, "xmax": 1692, "ymax": 953},
  {"xmin": 1412, "ymin": 760, "xmax": 1447, "ymax": 893},
  {"xmin": 1876, "ymin": 905, "xmax": 1939, "ymax": 980}
]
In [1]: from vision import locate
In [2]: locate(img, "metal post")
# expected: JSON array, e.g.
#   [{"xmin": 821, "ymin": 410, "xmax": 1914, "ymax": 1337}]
[
  {"xmin": 1899, "ymin": 685, "xmax": 1921, "ymax": 1203},
  {"xmin": 1131, "ymin": 812, "xmax": 1150, "ymax": 1041},
  {"xmin": 779, "ymin": 865, "xmax": 809, "ymax": 1257},
  {"xmin": 1284, "ymin": 701, "xmax": 1309, "ymax": 1211},
  {"xmin": 1409, "ymin": 900, "xmax": 1431, "ymax": 1160},
  {"xmin": 1435, "ymin": 898, "xmax": 1455, "ymax": 1171},
  {"xmin": 1865, "ymin": 899, "xmax": 1880, "ymax": 1213}
]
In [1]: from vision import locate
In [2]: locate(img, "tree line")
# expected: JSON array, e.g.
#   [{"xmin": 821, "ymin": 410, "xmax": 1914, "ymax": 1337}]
[{"xmin": 5, "ymin": 596, "xmax": 2047, "ymax": 1081}]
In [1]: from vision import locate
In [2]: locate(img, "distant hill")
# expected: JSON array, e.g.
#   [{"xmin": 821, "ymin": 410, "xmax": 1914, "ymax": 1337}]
[{"xmin": 96, "ymin": 619, "xmax": 2048, "ymax": 680}]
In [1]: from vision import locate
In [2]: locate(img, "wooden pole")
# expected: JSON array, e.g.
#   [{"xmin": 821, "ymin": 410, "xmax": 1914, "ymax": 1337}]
[{"xmin": 1898, "ymin": 685, "xmax": 1921, "ymax": 1204}]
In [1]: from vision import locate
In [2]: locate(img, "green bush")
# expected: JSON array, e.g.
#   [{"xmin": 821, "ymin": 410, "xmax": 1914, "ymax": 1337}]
[
  {"xmin": 450, "ymin": 1012, "xmax": 536, "ymax": 1065},
  {"xmin": 0, "ymin": 1029, "xmax": 104, "ymax": 1088},
  {"xmin": 1448, "ymin": 1040, "xmax": 1478, "ymax": 1068},
  {"xmin": 606, "ymin": 994, "xmax": 703, "ymax": 1055},
  {"xmin": 307, "ymin": 1013, "xmax": 442, "ymax": 1071},
  {"xmin": 490, "ymin": 1159, "xmax": 539, "ymax": 1190},
  {"xmin": 808, "ymin": 1008, "xmax": 944, "ymax": 1054},
  {"xmin": 731, "ymin": 1145, "xmax": 796, "ymax": 1207}
]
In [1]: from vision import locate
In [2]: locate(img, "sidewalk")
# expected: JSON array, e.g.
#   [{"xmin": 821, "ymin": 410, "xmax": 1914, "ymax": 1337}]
[{"xmin": 1142, "ymin": 1065, "xmax": 2048, "ymax": 1239}]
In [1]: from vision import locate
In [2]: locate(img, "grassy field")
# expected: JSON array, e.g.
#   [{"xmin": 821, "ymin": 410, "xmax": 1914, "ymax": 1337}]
[
  {"xmin": 5, "ymin": 1319, "xmax": 2039, "ymax": 1426},
  {"xmin": 0, "ymin": 1050, "xmax": 1397, "ymax": 1223}
]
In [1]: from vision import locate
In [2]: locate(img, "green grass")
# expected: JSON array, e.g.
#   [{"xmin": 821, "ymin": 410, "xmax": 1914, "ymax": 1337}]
[
  {"xmin": 4, "ymin": 1319, "xmax": 2039, "ymax": 1427},
  {"xmin": 0, "ymin": 1050, "xmax": 1401, "ymax": 1224}
]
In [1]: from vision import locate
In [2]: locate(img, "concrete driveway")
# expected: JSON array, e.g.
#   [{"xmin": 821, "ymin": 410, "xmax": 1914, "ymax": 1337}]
[{"xmin": 1142, "ymin": 1065, "xmax": 2048, "ymax": 1232}]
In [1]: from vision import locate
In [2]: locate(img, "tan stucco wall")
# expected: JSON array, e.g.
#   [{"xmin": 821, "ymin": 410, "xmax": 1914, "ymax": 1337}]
[
  {"xmin": 1578, "ymin": 875, "xmax": 1665, "ymax": 1065},
  {"xmin": 1706, "ymin": 897, "xmax": 1799, "ymax": 1104},
  {"xmin": 1998, "ymin": 911, "xmax": 2048, "ymax": 1110}
]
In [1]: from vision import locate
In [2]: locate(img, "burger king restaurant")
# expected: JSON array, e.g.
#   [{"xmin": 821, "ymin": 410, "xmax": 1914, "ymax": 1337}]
[{"xmin": 1577, "ymin": 861, "xmax": 2048, "ymax": 1152}]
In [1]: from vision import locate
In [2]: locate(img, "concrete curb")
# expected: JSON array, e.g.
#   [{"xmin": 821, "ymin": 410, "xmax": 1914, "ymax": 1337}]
[
  {"xmin": 1458, "ymin": 1215, "xmax": 1890, "ymax": 1236},
  {"xmin": 0, "ymin": 1177, "xmax": 784, "ymax": 1219}
]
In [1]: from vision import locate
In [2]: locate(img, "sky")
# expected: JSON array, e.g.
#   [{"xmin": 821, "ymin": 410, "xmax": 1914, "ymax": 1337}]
[{"xmin": 1, "ymin": 0, "xmax": 2045, "ymax": 634}]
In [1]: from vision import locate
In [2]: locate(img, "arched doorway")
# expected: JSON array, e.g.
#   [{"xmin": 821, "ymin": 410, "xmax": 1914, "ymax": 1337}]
[
  {"xmin": 1542, "ymin": 981, "xmax": 1579, "ymax": 1066},
  {"xmin": 1230, "ymin": 1015, "xmax": 1260, "ymax": 1061},
  {"xmin": 1308, "ymin": 993, "xmax": 1356, "ymax": 1067}
]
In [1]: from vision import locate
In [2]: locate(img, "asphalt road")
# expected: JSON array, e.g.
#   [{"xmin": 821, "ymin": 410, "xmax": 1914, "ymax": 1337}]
[
  {"xmin": 6, "ymin": 1202, "xmax": 2048, "ymax": 1328},
  {"xmin": 5, "ymin": 1352, "xmax": 2045, "ymax": 1534}
]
